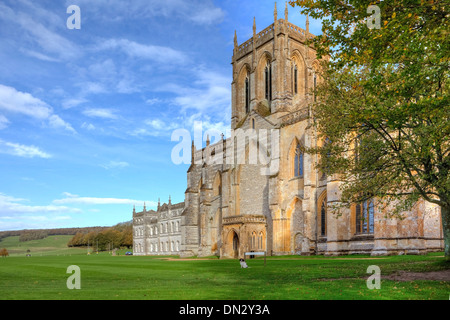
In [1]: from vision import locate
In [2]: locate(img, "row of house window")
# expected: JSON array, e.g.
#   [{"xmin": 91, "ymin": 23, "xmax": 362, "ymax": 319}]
[
  {"xmin": 149, "ymin": 241, "xmax": 180, "ymax": 253},
  {"xmin": 134, "ymin": 241, "xmax": 181, "ymax": 253},
  {"xmin": 135, "ymin": 221, "xmax": 180, "ymax": 237},
  {"xmin": 155, "ymin": 221, "xmax": 180, "ymax": 235}
]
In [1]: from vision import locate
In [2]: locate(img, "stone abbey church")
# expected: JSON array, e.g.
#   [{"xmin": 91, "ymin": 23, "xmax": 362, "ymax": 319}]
[{"xmin": 133, "ymin": 5, "xmax": 444, "ymax": 258}]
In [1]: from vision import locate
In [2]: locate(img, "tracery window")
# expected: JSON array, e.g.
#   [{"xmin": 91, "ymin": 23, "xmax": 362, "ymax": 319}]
[
  {"xmin": 251, "ymin": 231, "xmax": 256, "ymax": 249},
  {"xmin": 355, "ymin": 199, "xmax": 375, "ymax": 234},
  {"xmin": 294, "ymin": 143, "xmax": 304, "ymax": 178},
  {"xmin": 258, "ymin": 232, "xmax": 264, "ymax": 250}
]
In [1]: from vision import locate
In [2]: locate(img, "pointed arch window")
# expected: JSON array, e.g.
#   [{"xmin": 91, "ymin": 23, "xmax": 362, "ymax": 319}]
[
  {"xmin": 320, "ymin": 198, "xmax": 327, "ymax": 236},
  {"xmin": 245, "ymin": 76, "xmax": 250, "ymax": 114},
  {"xmin": 294, "ymin": 143, "xmax": 304, "ymax": 178},
  {"xmin": 213, "ymin": 172, "xmax": 221, "ymax": 196},
  {"xmin": 258, "ymin": 232, "xmax": 264, "ymax": 250},
  {"xmin": 355, "ymin": 198, "xmax": 375, "ymax": 234},
  {"xmin": 313, "ymin": 73, "xmax": 317, "ymax": 102},
  {"xmin": 251, "ymin": 231, "xmax": 256, "ymax": 249},
  {"xmin": 264, "ymin": 61, "xmax": 272, "ymax": 102},
  {"xmin": 292, "ymin": 63, "xmax": 298, "ymax": 95}
]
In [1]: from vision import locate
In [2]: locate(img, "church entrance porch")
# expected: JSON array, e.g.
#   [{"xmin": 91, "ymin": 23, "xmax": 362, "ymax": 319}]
[
  {"xmin": 221, "ymin": 227, "xmax": 241, "ymax": 259},
  {"xmin": 221, "ymin": 215, "xmax": 267, "ymax": 259}
]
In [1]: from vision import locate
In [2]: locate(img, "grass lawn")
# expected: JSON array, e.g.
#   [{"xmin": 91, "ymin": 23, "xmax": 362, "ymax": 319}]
[{"xmin": 0, "ymin": 250, "xmax": 448, "ymax": 300}]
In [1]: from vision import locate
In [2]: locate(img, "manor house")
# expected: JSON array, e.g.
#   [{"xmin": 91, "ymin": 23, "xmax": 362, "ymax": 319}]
[
  {"xmin": 133, "ymin": 4, "xmax": 444, "ymax": 258},
  {"xmin": 133, "ymin": 198, "xmax": 183, "ymax": 255}
]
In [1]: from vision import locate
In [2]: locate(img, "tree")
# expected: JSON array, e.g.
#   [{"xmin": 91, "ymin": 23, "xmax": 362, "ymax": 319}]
[
  {"xmin": 290, "ymin": 0, "xmax": 449, "ymax": 260},
  {"xmin": 0, "ymin": 248, "xmax": 8, "ymax": 257}
]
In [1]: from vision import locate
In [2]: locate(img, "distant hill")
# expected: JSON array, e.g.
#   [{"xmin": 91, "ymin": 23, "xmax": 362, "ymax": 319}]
[
  {"xmin": 0, "ymin": 235, "xmax": 87, "ymax": 256},
  {"xmin": 0, "ymin": 226, "xmax": 110, "ymax": 241}
]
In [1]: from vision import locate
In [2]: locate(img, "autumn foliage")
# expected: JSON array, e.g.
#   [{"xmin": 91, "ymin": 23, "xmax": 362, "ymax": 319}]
[
  {"xmin": 67, "ymin": 222, "xmax": 132, "ymax": 250},
  {"xmin": 0, "ymin": 248, "xmax": 8, "ymax": 257}
]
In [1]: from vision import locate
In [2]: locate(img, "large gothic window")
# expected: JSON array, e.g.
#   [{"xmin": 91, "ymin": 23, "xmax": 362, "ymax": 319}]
[
  {"xmin": 264, "ymin": 62, "xmax": 272, "ymax": 102},
  {"xmin": 355, "ymin": 199, "xmax": 375, "ymax": 234},
  {"xmin": 294, "ymin": 143, "xmax": 304, "ymax": 177}
]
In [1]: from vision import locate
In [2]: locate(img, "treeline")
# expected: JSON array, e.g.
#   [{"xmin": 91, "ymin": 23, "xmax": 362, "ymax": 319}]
[
  {"xmin": 0, "ymin": 227, "xmax": 110, "ymax": 242},
  {"xmin": 19, "ymin": 230, "xmax": 48, "ymax": 242},
  {"xmin": 0, "ymin": 227, "xmax": 109, "ymax": 241},
  {"xmin": 67, "ymin": 221, "xmax": 132, "ymax": 251}
]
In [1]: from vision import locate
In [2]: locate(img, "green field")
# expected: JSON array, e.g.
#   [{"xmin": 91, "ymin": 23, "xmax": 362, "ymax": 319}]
[
  {"xmin": 0, "ymin": 235, "xmax": 87, "ymax": 256},
  {"xmin": 0, "ymin": 236, "xmax": 449, "ymax": 300}
]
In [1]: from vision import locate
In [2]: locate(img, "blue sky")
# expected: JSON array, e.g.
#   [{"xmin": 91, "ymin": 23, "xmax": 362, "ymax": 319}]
[{"xmin": 0, "ymin": 0, "xmax": 322, "ymax": 231}]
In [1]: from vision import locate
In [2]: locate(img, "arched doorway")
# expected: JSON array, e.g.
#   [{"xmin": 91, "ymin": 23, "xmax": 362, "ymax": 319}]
[{"xmin": 232, "ymin": 231, "xmax": 239, "ymax": 259}]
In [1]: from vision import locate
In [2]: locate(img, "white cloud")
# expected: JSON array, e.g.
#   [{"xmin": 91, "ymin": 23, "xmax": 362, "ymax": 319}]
[
  {"xmin": 0, "ymin": 115, "xmax": 9, "ymax": 129},
  {"xmin": 48, "ymin": 115, "xmax": 76, "ymax": 133},
  {"xmin": 53, "ymin": 193, "xmax": 157, "ymax": 206},
  {"xmin": 159, "ymin": 68, "xmax": 231, "ymax": 113},
  {"xmin": 83, "ymin": 108, "xmax": 118, "ymax": 119},
  {"xmin": 0, "ymin": 2, "xmax": 80, "ymax": 61},
  {"xmin": 145, "ymin": 98, "xmax": 163, "ymax": 105},
  {"xmin": 0, "ymin": 193, "xmax": 79, "ymax": 215},
  {"xmin": 189, "ymin": 6, "xmax": 225, "ymax": 25},
  {"xmin": 0, "ymin": 84, "xmax": 75, "ymax": 133},
  {"xmin": 174, "ymin": 85, "xmax": 230, "ymax": 112},
  {"xmin": 101, "ymin": 161, "xmax": 129, "ymax": 170},
  {"xmin": 0, "ymin": 139, "xmax": 52, "ymax": 159},
  {"xmin": 62, "ymin": 98, "xmax": 88, "ymax": 109},
  {"xmin": 62, "ymin": 192, "xmax": 79, "ymax": 198},
  {"xmin": 186, "ymin": 113, "xmax": 230, "ymax": 139},
  {"xmin": 97, "ymin": 38, "xmax": 188, "ymax": 65},
  {"xmin": 20, "ymin": 49, "xmax": 61, "ymax": 62},
  {"xmin": 81, "ymin": 122, "xmax": 96, "ymax": 131},
  {"xmin": 130, "ymin": 118, "xmax": 180, "ymax": 137},
  {"xmin": 78, "ymin": 82, "xmax": 108, "ymax": 95},
  {"xmin": 0, "ymin": 215, "xmax": 72, "ymax": 231},
  {"xmin": 145, "ymin": 119, "xmax": 178, "ymax": 131},
  {"xmin": 0, "ymin": 84, "xmax": 52, "ymax": 119},
  {"xmin": 70, "ymin": 0, "xmax": 224, "ymax": 25},
  {"xmin": 129, "ymin": 128, "xmax": 159, "ymax": 137}
]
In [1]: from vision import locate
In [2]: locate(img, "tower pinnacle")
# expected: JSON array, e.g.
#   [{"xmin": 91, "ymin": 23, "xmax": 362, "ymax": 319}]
[
  {"xmin": 285, "ymin": 1, "xmax": 288, "ymax": 22},
  {"xmin": 306, "ymin": 14, "xmax": 310, "ymax": 34},
  {"xmin": 274, "ymin": 2, "xmax": 277, "ymax": 22}
]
